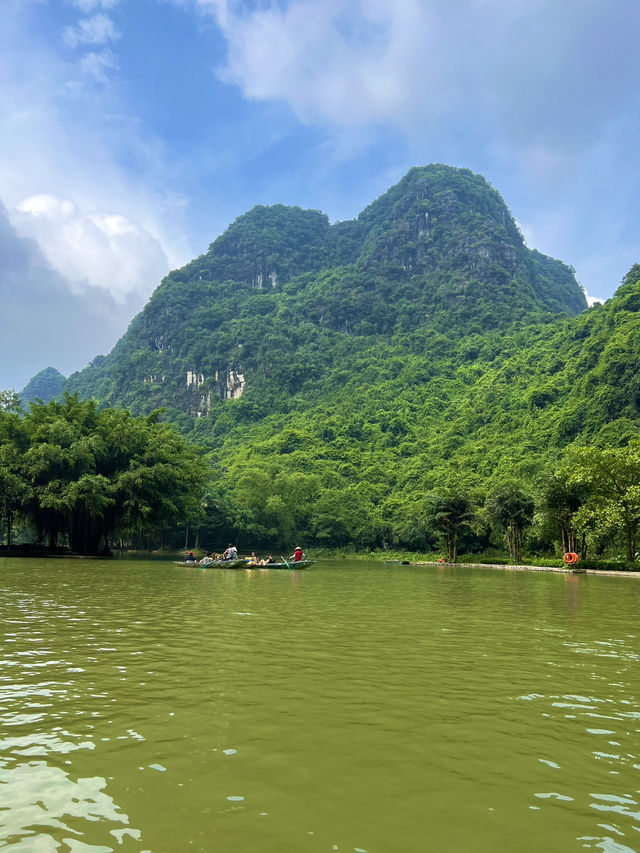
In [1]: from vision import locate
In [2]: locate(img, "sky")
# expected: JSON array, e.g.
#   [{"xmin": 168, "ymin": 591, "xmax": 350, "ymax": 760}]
[{"xmin": 1, "ymin": 0, "xmax": 639, "ymax": 391}]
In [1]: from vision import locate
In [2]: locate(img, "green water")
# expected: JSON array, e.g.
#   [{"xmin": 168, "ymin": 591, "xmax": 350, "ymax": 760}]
[{"xmin": 1, "ymin": 559, "xmax": 639, "ymax": 853}]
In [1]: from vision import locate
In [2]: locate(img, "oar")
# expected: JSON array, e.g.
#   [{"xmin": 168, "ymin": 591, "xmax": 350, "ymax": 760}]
[{"xmin": 280, "ymin": 555, "xmax": 291, "ymax": 569}]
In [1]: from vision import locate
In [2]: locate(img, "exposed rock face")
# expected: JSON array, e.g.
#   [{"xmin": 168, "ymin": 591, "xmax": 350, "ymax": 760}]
[
  {"xmin": 208, "ymin": 368, "xmax": 246, "ymax": 400},
  {"xmin": 186, "ymin": 366, "xmax": 246, "ymax": 416},
  {"xmin": 186, "ymin": 371, "xmax": 205, "ymax": 387},
  {"xmin": 226, "ymin": 369, "xmax": 246, "ymax": 399}
]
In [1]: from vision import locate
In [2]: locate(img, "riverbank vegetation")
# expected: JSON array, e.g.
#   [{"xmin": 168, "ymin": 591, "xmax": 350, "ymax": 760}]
[{"xmin": 3, "ymin": 388, "xmax": 640, "ymax": 566}]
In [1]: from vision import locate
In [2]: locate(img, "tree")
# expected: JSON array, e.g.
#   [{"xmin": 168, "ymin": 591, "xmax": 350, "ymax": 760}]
[
  {"xmin": 425, "ymin": 490, "xmax": 474, "ymax": 562},
  {"xmin": 310, "ymin": 488, "xmax": 371, "ymax": 548},
  {"xmin": 485, "ymin": 481, "xmax": 534, "ymax": 563},
  {"xmin": 566, "ymin": 443, "xmax": 640, "ymax": 563},
  {"xmin": 0, "ymin": 407, "xmax": 30, "ymax": 545},
  {"xmin": 93, "ymin": 408, "xmax": 206, "ymax": 553},
  {"xmin": 372, "ymin": 493, "xmax": 435, "ymax": 551},
  {"xmin": 0, "ymin": 451, "xmax": 29, "ymax": 546},
  {"xmin": 0, "ymin": 390, "xmax": 21, "ymax": 413},
  {"xmin": 536, "ymin": 470, "xmax": 590, "ymax": 557}
]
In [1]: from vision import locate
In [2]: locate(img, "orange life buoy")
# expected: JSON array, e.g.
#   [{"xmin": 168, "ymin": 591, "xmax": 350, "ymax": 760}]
[{"xmin": 563, "ymin": 552, "xmax": 579, "ymax": 565}]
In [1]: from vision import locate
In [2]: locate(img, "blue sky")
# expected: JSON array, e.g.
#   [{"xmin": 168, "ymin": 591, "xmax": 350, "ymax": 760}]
[{"xmin": 1, "ymin": 0, "xmax": 639, "ymax": 390}]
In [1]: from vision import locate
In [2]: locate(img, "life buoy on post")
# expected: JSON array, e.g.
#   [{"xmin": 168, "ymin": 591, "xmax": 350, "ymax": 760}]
[{"xmin": 563, "ymin": 552, "xmax": 579, "ymax": 565}]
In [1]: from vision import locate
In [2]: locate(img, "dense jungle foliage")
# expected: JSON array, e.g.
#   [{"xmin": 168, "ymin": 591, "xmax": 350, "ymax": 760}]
[
  {"xmin": 0, "ymin": 394, "xmax": 204, "ymax": 554},
  {"xmin": 8, "ymin": 166, "xmax": 640, "ymax": 562}
]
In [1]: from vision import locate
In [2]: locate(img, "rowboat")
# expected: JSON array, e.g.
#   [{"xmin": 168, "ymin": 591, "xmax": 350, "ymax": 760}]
[
  {"xmin": 249, "ymin": 559, "xmax": 314, "ymax": 570},
  {"xmin": 175, "ymin": 558, "xmax": 314, "ymax": 570},
  {"xmin": 174, "ymin": 558, "xmax": 249, "ymax": 569},
  {"xmin": 207, "ymin": 559, "xmax": 314, "ymax": 570}
]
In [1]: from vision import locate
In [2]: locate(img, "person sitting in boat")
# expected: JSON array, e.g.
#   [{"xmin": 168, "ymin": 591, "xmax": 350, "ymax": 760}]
[
  {"xmin": 185, "ymin": 551, "xmax": 196, "ymax": 563},
  {"xmin": 290, "ymin": 546, "xmax": 305, "ymax": 562},
  {"xmin": 247, "ymin": 552, "xmax": 259, "ymax": 565},
  {"xmin": 223, "ymin": 544, "xmax": 238, "ymax": 560},
  {"xmin": 259, "ymin": 555, "xmax": 274, "ymax": 565}
]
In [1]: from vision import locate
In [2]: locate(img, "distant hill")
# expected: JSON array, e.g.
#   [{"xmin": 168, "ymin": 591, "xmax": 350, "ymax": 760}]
[{"xmin": 21, "ymin": 367, "xmax": 66, "ymax": 405}]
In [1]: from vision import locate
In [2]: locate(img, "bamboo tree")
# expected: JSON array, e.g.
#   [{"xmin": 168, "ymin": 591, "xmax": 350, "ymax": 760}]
[
  {"xmin": 425, "ymin": 490, "xmax": 474, "ymax": 563},
  {"xmin": 537, "ymin": 471, "xmax": 590, "ymax": 557},
  {"xmin": 485, "ymin": 481, "xmax": 534, "ymax": 563}
]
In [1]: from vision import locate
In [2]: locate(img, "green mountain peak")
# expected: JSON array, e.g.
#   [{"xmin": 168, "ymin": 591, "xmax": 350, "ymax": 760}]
[{"xmin": 20, "ymin": 366, "xmax": 66, "ymax": 405}]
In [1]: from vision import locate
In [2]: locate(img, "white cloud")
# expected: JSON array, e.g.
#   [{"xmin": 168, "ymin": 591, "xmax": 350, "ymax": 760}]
[
  {"xmin": 190, "ymin": 0, "xmax": 640, "ymax": 180},
  {"xmin": 78, "ymin": 47, "xmax": 119, "ymax": 81},
  {"xmin": 0, "ymin": 202, "xmax": 143, "ymax": 391},
  {"xmin": 63, "ymin": 12, "xmax": 120, "ymax": 47},
  {"xmin": 196, "ymin": 0, "xmax": 440, "ymax": 127},
  {"xmin": 585, "ymin": 292, "xmax": 605, "ymax": 307},
  {"xmin": 14, "ymin": 194, "xmax": 169, "ymax": 302},
  {"xmin": 67, "ymin": 0, "xmax": 119, "ymax": 12},
  {"xmin": 0, "ymin": 2, "xmax": 192, "ymax": 310},
  {"xmin": 192, "ymin": 0, "xmax": 607, "ymax": 138},
  {"xmin": 1, "ymin": 0, "xmax": 636, "ymax": 374}
]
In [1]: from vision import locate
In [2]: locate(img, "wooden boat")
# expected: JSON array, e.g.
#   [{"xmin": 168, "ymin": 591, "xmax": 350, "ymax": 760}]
[
  {"xmin": 175, "ymin": 558, "xmax": 314, "ymax": 570},
  {"xmin": 249, "ymin": 559, "xmax": 314, "ymax": 570},
  {"xmin": 200, "ymin": 558, "xmax": 250, "ymax": 569},
  {"xmin": 174, "ymin": 558, "xmax": 249, "ymax": 569},
  {"xmin": 206, "ymin": 559, "xmax": 314, "ymax": 570}
]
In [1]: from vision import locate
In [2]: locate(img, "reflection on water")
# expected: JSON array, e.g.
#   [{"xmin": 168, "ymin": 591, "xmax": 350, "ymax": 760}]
[
  {"xmin": 0, "ymin": 559, "xmax": 639, "ymax": 852},
  {"xmin": 565, "ymin": 573, "xmax": 581, "ymax": 616},
  {"xmin": 0, "ymin": 761, "xmax": 137, "ymax": 851}
]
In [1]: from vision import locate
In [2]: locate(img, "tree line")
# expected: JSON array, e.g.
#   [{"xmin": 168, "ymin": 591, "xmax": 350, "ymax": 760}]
[
  {"xmin": 424, "ymin": 442, "xmax": 640, "ymax": 565},
  {"xmin": 194, "ymin": 442, "xmax": 640, "ymax": 565}
]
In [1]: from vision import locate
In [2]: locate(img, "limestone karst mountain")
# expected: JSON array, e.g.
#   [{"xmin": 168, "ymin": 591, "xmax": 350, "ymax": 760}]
[
  {"xmin": 62, "ymin": 164, "xmax": 586, "ymax": 419},
  {"xmin": 17, "ymin": 170, "xmax": 640, "ymax": 551}
]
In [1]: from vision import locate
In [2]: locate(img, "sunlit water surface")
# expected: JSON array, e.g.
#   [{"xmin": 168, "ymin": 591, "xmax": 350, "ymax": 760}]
[{"xmin": 1, "ymin": 558, "xmax": 639, "ymax": 853}]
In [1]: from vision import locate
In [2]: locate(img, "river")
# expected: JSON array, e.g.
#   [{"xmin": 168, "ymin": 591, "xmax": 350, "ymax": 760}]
[{"xmin": 1, "ymin": 558, "xmax": 639, "ymax": 852}]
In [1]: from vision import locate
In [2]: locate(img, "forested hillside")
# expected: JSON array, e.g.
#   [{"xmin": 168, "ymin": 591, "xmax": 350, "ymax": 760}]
[{"xmin": 43, "ymin": 166, "xmax": 640, "ymax": 556}]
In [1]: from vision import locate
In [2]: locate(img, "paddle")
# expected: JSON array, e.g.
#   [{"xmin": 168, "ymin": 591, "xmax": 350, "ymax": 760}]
[{"xmin": 280, "ymin": 555, "xmax": 291, "ymax": 569}]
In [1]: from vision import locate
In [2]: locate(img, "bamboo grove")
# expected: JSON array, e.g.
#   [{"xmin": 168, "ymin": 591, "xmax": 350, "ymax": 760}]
[{"xmin": 0, "ymin": 394, "xmax": 205, "ymax": 554}]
